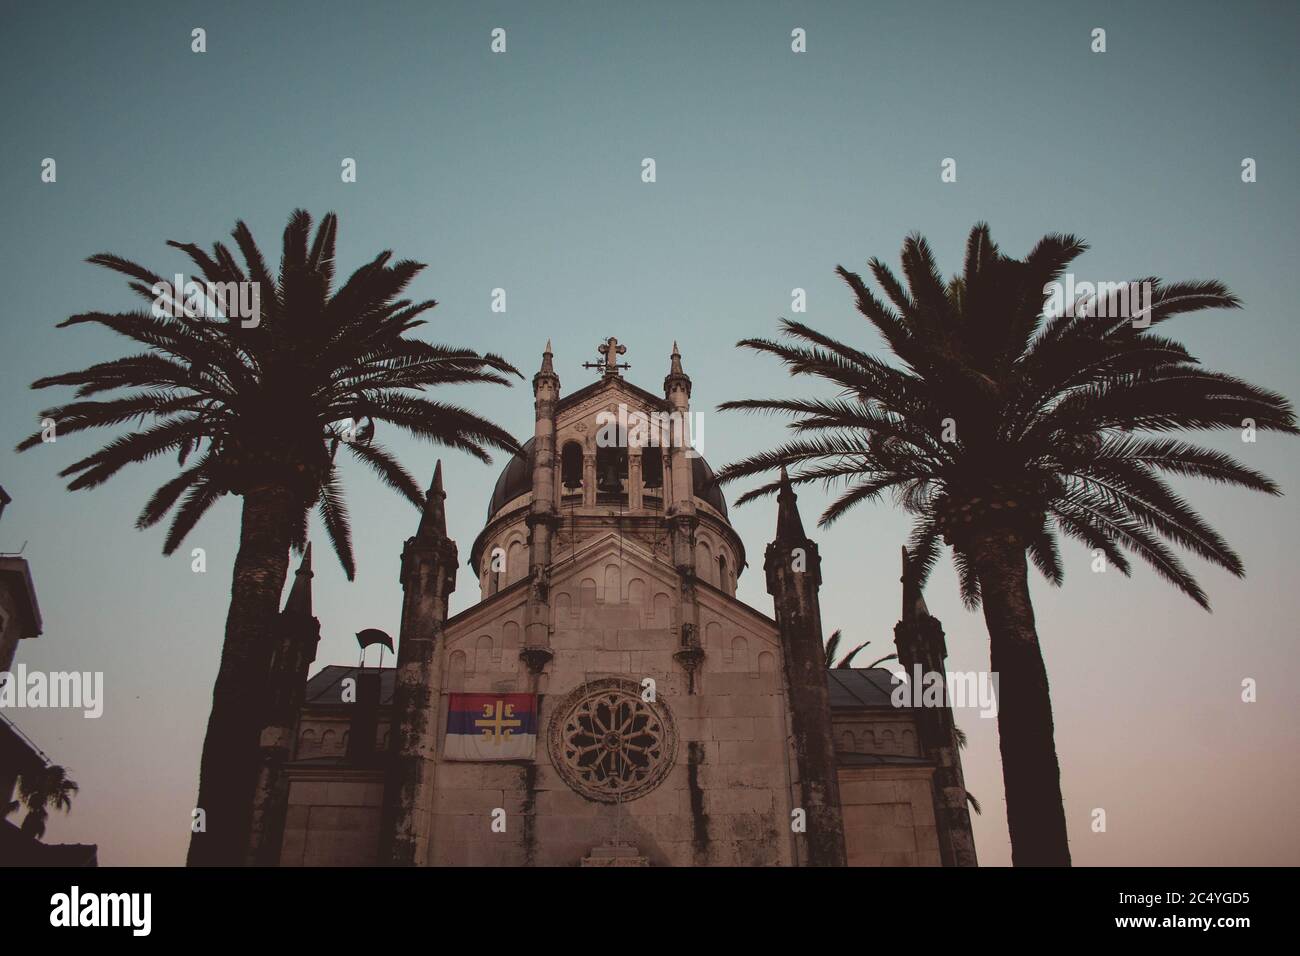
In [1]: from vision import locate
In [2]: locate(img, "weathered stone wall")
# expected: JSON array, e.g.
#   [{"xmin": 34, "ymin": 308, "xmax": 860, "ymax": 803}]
[
  {"xmin": 838, "ymin": 766, "xmax": 943, "ymax": 866},
  {"xmin": 424, "ymin": 541, "xmax": 795, "ymax": 866},
  {"xmin": 279, "ymin": 772, "xmax": 383, "ymax": 866},
  {"xmin": 832, "ymin": 717, "xmax": 922, "ymax": 758}
]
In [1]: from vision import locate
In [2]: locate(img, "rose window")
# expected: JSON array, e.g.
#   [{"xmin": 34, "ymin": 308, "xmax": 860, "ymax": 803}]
[{"xmin": 547, "ymin": 678, "xmax": 677, "ymax": 803}]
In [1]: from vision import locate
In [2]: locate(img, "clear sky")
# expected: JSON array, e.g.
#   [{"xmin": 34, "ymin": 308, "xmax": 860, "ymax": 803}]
[{"xmin": 1, "ymin": 0, "xmax": 1296, "ymax": 865}]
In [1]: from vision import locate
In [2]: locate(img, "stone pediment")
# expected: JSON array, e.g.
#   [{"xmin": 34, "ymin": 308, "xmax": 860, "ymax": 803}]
[{"xmin": 556, "ymin": 375, "xmax": 669, "ymax": 429}]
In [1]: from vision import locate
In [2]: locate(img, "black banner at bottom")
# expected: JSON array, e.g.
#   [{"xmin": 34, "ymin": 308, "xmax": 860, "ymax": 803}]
[{"xmin": 0, "ymin": 865, "xmax": 1278, "ymax": 941}]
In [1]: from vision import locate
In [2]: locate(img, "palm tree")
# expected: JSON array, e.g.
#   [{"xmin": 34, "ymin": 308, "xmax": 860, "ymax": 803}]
[
  {"xmin": 16, "ymin": 765, "xmax": 79, "ymax": 840},
  {"xmin": 823, "ymin": 629, "xmax": 896, "ymax": 669},
  {"xmin": 717, "ymin": 224, "xmax": 1296, "ymax": 865},
  {"xmin": 17, "ymin": 210, "xmax": 523, "ymax": 865}
]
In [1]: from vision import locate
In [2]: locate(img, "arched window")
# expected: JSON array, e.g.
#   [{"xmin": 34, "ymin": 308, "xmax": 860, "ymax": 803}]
[
  {"xmin": 561, "ymin": 441, "xmax": 583, "ymax": 491},
  {"xmin": 641, "ymin": 446, "xmax": 663, "ymax": 489}
]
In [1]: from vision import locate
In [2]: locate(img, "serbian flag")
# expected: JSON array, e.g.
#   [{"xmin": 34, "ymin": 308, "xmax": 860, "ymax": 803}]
[{"xmin": 444, "ymin": 693, "xmax": 538, "ymax": 761}]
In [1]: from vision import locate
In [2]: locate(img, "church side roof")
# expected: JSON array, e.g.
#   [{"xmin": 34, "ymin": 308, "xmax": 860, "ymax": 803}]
[
  {"xmin": 826, "ymin": 667, "xmax": 906, "ymax": 710},
  {"xmin": 303, "ymin": 665, "xmax": 396, "ymax": 707}
]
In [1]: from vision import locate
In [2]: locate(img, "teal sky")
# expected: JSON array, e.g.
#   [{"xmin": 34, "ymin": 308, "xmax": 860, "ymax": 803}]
[{"xmin": 1, "ymin": 0, "xmax": 1296, "ymax": 865}]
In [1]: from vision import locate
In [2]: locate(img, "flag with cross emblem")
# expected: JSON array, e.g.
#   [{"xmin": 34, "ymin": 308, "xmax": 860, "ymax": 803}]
[{"xmin": 444, "ymin": 693, "xmax": 538, "ymax": 761}]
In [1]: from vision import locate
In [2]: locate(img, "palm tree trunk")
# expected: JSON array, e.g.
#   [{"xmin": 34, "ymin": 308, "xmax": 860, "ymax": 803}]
[
  {"xmin": 969, "ymin": 525, "xmax": 1071, "ymax": 866},
  {"xmin": 186, "ymin": 482, "xmax": 295, "ymax": 866}
]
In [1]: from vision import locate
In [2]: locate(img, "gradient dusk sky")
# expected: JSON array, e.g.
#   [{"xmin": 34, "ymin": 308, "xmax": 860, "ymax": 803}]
[{"xmin": 1, "ymin": 0, "xmax": 1296, "ymax": 865}]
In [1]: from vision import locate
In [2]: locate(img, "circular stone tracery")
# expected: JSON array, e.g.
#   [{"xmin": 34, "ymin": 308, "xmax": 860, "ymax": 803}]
[{"xmin": 547, "ymin": 678, "xmax": 677, "ymax": 803}]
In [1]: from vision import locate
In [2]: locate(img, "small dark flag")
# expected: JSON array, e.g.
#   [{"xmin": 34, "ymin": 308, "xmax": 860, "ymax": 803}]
[{"xmin": 356, "ymin": 628, "xmax": 395, "ymax": 653}]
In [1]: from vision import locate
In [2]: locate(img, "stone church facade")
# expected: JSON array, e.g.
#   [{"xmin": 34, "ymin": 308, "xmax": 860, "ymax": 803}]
[{"xmin": 252, "ymin": 339, "xmax": 977, "ymax": 867}]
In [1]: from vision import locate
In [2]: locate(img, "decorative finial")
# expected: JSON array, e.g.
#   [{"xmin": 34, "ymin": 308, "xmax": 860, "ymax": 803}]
[{"xmin": 582, "ymin": 336, "xmax": 630, "ymax": 378}]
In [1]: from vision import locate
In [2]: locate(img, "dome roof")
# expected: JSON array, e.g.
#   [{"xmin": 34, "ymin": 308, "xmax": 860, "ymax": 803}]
[
  {"xmin": 486, "ymin": 438, "xmax": 728, "ymax": 518},
  {"xmin": 487, "ymin": 439, "xmax": 536, "ymax": 518}
]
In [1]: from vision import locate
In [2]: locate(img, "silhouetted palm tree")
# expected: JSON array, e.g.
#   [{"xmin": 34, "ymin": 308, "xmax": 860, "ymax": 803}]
[
  {"xmin": 16, "ymin": 765, "xmax": 78, "ymax": 840},
  {"xmin": 718, "ymin": 224, "xmax": 1296, "ymax": 865},
  {"xmin": 17, "ymin": 210, "xmax": 522, "ymax": 865},
  {"xmin": 823, "ymin": 629, "xmax": 895, "ymax": 669}
]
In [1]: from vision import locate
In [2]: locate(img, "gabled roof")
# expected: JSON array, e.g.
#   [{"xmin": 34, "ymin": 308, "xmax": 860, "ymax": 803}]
[{"xmin": 556, "ymin": 375, "xmax": 669, "ymax": 417}]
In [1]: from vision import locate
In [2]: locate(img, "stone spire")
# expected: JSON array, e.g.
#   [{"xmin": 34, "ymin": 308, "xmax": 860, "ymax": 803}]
[
  {"xmin": 282, "ymin": 543, "xmax": 313, "ymax": 616},
  {"xmin": 662, "ymin": 340, "xmax": 703, "ymax": 688},
  {"xmin": 892, "ymin": 546, "xmax": 977, "ymax": 867},
  {"xmin": 246, "ymin": 544, "xmax": 321, "ymax": 864},
  {"xmin": 415, "ymin": 460, "xmax": 447, "ymax": 541},
  {"xmin": 764, "ymin": 470, "xmax": 846, "ymax": 866},
  {"xmin": 775, "ymin": 467, "xmax": 807, "ymax": 543},
  {"xmin": 663, "ymin": 340, "xmax": 691, "ymax": 397},
  {"xmin": 523, "ymin": 341, "xmax": 561, "ymax": 676},
  {"xmin": 534, "ymin": 339, "xmax": 559, "ymax": 390},
  {"xmin": 380, "ymin": 458, "xmax": 459, "ymax": 865},
  {"xmin": 900, "ymin": 545, "xmax": 931, "ymax": 622}
]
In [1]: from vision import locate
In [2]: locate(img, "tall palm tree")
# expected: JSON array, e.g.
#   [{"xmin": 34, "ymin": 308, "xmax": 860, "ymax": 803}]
[
  {"xmin": 16, "ymin": 765, "xmax": 79, "ymax": 840},
  {"xmin": 717, "ymin": 224, "xmax": 1296, "ymax": 865},
  {"xmin": 17, "ymin": 210, "xmax": 523, "ymax": 865}
]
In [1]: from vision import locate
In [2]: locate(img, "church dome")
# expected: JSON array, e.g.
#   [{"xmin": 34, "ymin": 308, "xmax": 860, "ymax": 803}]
[
  {"xmin": 486, "ymin": 439, "xmax": 536, "ymax": 518},
  {"xmin": 486, "ymin": 438, "xmax": 728, "ymax": 518}
]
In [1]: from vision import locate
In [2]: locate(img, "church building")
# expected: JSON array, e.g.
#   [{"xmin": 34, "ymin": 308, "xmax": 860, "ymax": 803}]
[{"xmin": 250, "ymin": 339, "xmax": 977, "ymax": 867}]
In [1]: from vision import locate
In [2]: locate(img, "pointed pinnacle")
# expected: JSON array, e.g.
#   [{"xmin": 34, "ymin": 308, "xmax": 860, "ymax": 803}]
[
  {"xmin": 669, "ymin": 342, "xmax": 685, "ymax": 377},
  {"xmin": 901, "ymin": 546, "xmax": 930, "ymax": 621},
  {"xmin": 284, "ymin": 543, "xmax": 315, "ymax": 615},
  {"xmin": 417, "ymin": 459, "xmax": 447, "ymax": 539},
  {"xmin": 775, "ymin": 467, "xmax": 806, "ymax": 542}
]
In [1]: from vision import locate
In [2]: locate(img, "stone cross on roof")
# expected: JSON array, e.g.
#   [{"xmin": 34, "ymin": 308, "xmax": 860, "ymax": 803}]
[{"xmin": 582, "ymin": 336, "xmax": 631, "ymax": 377}]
